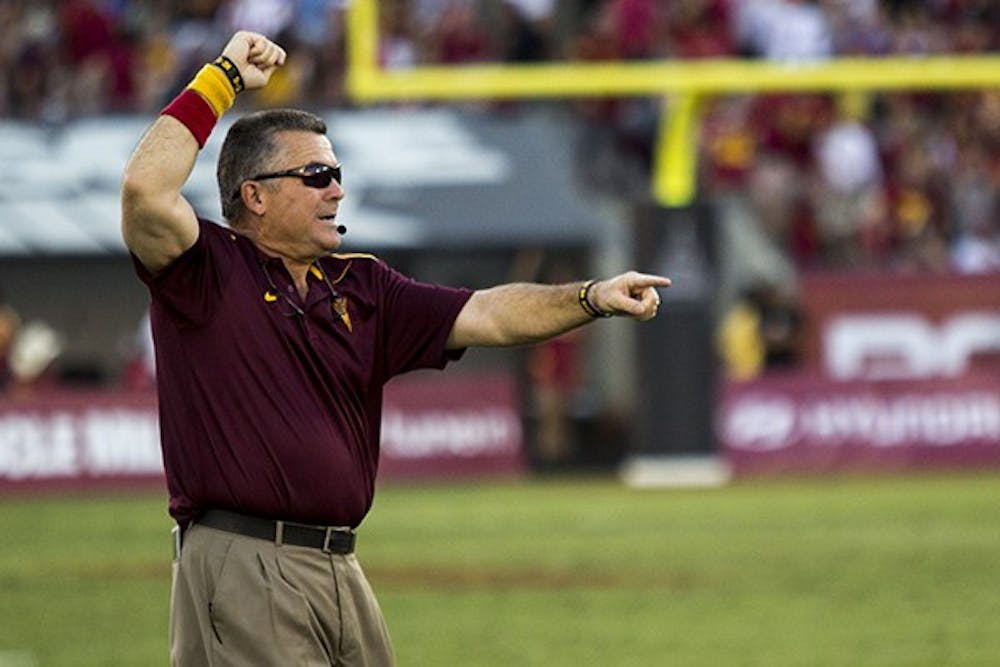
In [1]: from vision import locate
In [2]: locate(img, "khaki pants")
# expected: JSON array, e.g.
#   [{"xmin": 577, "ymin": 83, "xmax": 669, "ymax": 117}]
[{"xmin": 170, "ymin": 523, "xmax": 395, "ymax": 666}]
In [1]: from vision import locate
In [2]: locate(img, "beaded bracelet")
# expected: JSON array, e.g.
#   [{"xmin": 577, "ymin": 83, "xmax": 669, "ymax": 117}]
[
  {"xmin": 578, "ymin": 279, "xmax": 612, "ymax": 318},
  {"xmin": 212, "ymin": 56, "xmax": 245, "ymax": 94}
]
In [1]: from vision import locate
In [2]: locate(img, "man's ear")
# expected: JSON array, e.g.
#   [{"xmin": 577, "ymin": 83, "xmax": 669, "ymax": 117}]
[{"xmin": 240, "ymin": 181, "xmax": 266, "ymax": 216}]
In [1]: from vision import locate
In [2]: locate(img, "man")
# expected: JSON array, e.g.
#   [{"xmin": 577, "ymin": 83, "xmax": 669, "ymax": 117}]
[{"xmin": 122, "ymin": 31, "xmax": 670, "ymax": 666}]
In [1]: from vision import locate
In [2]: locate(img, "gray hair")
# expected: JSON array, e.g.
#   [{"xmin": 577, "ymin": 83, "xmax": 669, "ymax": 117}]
[{"xmin": 217, "ymin": 108, "xmax": 328, "ymax": 223}]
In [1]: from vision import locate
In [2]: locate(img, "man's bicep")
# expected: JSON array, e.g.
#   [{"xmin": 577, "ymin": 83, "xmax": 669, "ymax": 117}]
[{"xmin": 122, "ymin": 194, "xmax": 200, "ymax": 275}]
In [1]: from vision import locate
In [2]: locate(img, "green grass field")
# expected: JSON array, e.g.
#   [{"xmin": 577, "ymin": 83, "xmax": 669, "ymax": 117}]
[{"xmin": 2, "ymin": 473, "xmax": 1000, "ymax": 666}]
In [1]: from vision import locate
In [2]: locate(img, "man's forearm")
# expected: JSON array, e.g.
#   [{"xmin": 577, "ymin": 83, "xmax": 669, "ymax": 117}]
[
  {"xmin": 121, "ymin": 114, "xmax": 201, "ymax": 272},
  {"xmin": 448, "ymin": 272, "xmax": 670, "ymax": 349},
  {"xmin": 124, "ymin": 115, "xmax": 200, "ymax": 202},
  {"xmin": 471, "ymin": 282, "xmax": 592, "ymax": 346}
]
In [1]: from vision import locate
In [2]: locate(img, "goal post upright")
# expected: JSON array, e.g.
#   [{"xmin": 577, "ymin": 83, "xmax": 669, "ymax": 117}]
[{"xmin": 345, "ymin": 0, "xmax": 1000, "ymax": 207}]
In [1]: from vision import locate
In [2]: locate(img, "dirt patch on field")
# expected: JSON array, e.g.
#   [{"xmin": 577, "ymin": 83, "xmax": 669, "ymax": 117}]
[
  {"xmin": 66, "ymin": 560, "xmax": 170, "ymax": 581},
  {"xmin": 366, "ymin": 563, "xmax": 693, "ymax": 592}
]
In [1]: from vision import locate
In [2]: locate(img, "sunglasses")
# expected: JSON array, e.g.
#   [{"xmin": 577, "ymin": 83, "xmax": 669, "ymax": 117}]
[{"xmin": 248, "ymin": 162, "xmax": 343, "ymax": 190}]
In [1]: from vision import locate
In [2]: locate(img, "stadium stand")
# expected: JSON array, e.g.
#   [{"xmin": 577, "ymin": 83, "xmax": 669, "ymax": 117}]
[{"xmin": 1, "ymin": 0, "xmax": 995, "ymax": 275}]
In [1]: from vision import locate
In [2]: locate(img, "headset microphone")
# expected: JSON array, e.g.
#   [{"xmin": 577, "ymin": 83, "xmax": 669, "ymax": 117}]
[{"xmin": 336, "ymin": 224, "xmax": 347, "ymax": 234}]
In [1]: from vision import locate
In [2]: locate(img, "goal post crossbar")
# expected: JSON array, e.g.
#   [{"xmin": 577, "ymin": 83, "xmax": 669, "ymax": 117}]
[{"xmin": 345, "ymin": 0, "xmax": 1000, "ymax": 205}]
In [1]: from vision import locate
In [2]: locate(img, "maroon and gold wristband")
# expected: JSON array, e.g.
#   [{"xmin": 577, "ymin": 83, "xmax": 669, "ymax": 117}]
[{"xmin": 160, "ymin": 58, "xmax": 243, "ymax": 148}]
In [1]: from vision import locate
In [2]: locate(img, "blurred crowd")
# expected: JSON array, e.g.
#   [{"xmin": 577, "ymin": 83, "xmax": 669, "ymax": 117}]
[
  {"xmin": 2, "ymin": 0, "xmax": 997, "ymax": 116},
  {"xmin": 0, "ymin": 0, "xmax": 997, "ymax": 389},
  {"xmin": 0, "ymin": 0, "xmax": 996, "ymax": 273}
]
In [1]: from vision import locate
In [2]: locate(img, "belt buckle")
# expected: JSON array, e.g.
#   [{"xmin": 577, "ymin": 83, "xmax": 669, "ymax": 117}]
[
  {"xmin": 171, "ymin": 525, "xmax": 183, "ymax": 560},
  {"xmin": 322, "ymin": 526, "xmax": 353, "ymax": 554},
  {"xmin": 274, "ymin": 520, "xmax": 285, "ymax": 547},
  {"xmin": 322, "ymin": 527, "xmax": 339, "ymax": 554}
]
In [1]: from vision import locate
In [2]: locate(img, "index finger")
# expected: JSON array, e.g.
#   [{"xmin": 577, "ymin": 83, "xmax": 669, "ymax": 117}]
[{"xmin": 628, "ymin": 272, "xmax": 672, "ymax": 288}]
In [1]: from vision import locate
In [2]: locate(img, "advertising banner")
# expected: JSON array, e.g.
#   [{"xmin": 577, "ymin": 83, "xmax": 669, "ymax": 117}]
[
  {"xmin": 0, "ymin": 374, "xmax": 523, "ymax": 493},
  {"xmin": 721, "ymin": 270, "xmax": 1000, "ymax": 477},
  {"xmin": 378, "ymin": 374, "xmax": 524, "ymax": 479},
  {"xmin": 800, "ymin": 272, "xmax": 1000, "ymax": 380},
  {"xmin": 720, "ymin": 372, "xmax": 1000, "ymax": 476}
]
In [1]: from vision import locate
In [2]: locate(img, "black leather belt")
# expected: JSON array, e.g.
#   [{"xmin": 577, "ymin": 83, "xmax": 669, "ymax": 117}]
[{"xmin": 198, "ymin": 509, "xmax": 356, "ymax": 554}]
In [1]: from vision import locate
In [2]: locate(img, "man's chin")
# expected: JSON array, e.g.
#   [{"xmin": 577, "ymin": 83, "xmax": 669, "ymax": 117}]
[{"xmin": 320, "ymin": 233, "xmax": 343, "ymax": 253}]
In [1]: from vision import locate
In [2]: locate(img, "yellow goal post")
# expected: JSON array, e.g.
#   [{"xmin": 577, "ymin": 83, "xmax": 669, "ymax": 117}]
[{"xmin": 345, "ymin": 0, "xmax": 1000, "ymax": 207}]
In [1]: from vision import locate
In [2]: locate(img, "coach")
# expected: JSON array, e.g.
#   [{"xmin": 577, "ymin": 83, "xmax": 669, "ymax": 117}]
[{"xmin": 121, "ymin": 30, "xmax": 670, "ymax": 666}]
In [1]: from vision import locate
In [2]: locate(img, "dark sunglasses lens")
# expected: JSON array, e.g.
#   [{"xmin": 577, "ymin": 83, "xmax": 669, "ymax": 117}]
[{"xmin": 302, "ymin": 165, "xmax": 341, "ymax": 189}]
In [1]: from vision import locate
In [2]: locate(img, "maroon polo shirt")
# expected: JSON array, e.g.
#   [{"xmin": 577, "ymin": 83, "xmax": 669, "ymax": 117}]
[{"xmin": 134, "ymin": 220, "xmax": 472, "ymax": 528}]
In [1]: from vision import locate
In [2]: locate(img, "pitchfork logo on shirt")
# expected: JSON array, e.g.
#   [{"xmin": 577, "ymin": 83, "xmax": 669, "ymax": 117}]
[{"xmin": 332, "ymin": 296, "xmax": 352, "ymax": 332}]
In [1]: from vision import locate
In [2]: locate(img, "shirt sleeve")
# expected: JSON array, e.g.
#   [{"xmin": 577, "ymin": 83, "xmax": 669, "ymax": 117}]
[
  {"xmin": 131, "ymin": 220, "xmax": 233, "ymax": 328},
  {"xmin": 377, "ymin": 263, "xmax": 473, "ymax": 380}
]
